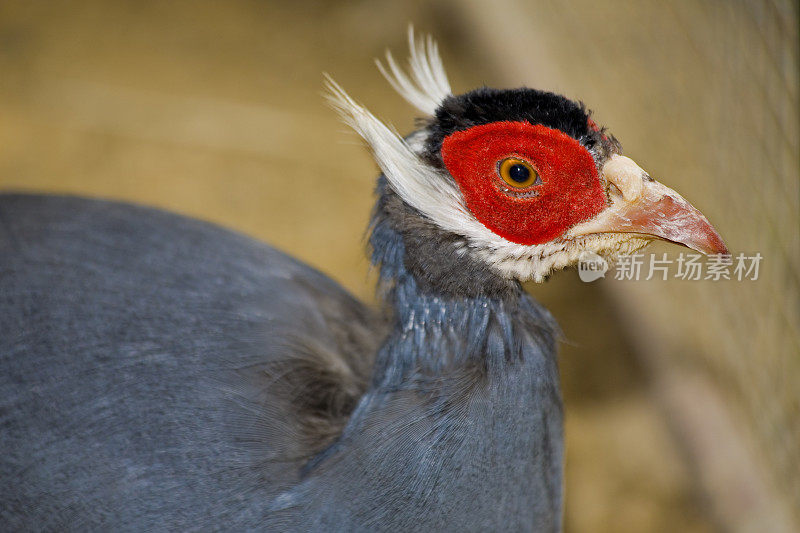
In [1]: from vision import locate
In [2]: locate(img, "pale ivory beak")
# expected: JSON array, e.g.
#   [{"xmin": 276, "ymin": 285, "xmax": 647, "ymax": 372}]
[{"xmin": 566, "ymin": 155, "xmax": 729, "ymax": 255}]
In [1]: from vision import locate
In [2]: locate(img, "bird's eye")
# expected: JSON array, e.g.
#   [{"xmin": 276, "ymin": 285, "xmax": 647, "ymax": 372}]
[{"xmin": 498, "ymin": 158, "xmax": 540, "ymax": 188}]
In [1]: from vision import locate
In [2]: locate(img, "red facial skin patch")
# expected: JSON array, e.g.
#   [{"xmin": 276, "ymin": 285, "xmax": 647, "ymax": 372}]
[{"xmin": 441, "ymin": 121, "xmax": 607, "ymax": 245}]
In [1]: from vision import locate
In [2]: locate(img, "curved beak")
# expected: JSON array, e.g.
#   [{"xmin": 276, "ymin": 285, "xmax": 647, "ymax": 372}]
[{"xmin": 566, "ymin": 155, "xmax": 728, "ymax": 255}]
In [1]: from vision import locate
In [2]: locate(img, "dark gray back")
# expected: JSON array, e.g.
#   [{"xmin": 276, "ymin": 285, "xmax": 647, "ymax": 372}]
[{"xmin": 0, "ymin": 194, "xmax": 383, "ymax": 531}]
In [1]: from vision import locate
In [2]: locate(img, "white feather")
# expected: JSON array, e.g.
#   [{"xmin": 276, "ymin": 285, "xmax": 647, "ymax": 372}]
[
  {"xmin": 375, "ymin": 26, "xmax": 451, "ymax": 116},
  {"xmin": 324, "ymin": 75, "xmax": 469, "ymax": 235}
]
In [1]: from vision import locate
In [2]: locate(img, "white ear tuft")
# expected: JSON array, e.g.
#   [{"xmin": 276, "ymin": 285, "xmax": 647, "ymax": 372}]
[
  {"xmin": 375, "ymin": 25, "xmax": 452, "ymax": 116},
  {"xmin": 323, "ymin": 74, "xmax": 469, "ymax": 234}
]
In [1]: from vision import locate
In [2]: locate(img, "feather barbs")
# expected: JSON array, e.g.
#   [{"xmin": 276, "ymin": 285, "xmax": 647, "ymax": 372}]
[
  {"xmin": 323, "ymin": 75, "xmax": 472, "ymax": 240},
  {"xmin": 375, "ymin": 26, "xmax": 452, "ymax": 116}
]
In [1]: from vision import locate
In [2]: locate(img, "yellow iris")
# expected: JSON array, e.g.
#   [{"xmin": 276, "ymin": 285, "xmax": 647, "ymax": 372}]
[{"xmin": 498, "ymin": 158, "xmax": 539, "ymax": 188}]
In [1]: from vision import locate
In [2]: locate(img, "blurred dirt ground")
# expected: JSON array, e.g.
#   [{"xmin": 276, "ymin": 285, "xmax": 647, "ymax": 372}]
[{"xmin": 1, "ymin": 1, "xmax": 795, "ymax": 531}]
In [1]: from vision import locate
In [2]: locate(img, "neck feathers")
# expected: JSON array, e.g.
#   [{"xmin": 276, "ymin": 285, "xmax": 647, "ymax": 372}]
[{"xmin": 368, "ymin": 186, "xmax": 559, "ymax": 385}]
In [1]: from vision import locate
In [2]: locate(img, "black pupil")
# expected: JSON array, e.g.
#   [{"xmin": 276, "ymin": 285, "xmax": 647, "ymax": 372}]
[{"xmin": 508, "ymin": 163, "xmax": 530, "ymax": 183}]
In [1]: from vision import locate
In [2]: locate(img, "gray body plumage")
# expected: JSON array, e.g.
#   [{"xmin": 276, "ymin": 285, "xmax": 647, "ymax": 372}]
[{"xmin": 0, "ymin": 193, "xmax": 563, "ymax": 531}]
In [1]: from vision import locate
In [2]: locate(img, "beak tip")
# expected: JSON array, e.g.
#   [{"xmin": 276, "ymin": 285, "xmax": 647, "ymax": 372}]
[{"xmin": 699, "ymin": 230, "xmax": 729, "ymax": 256}]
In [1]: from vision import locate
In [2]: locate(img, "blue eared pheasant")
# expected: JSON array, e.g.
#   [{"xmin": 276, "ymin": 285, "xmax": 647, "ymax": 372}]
[{"xmin": 0, "ymin": 32, "xmax": 727, "ymax": 531}]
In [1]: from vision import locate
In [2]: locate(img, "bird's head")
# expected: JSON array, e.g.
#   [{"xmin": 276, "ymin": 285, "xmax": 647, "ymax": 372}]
[{"xmin": 327, "ymin": 30, "xmax": 727, "ymax": 294}]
